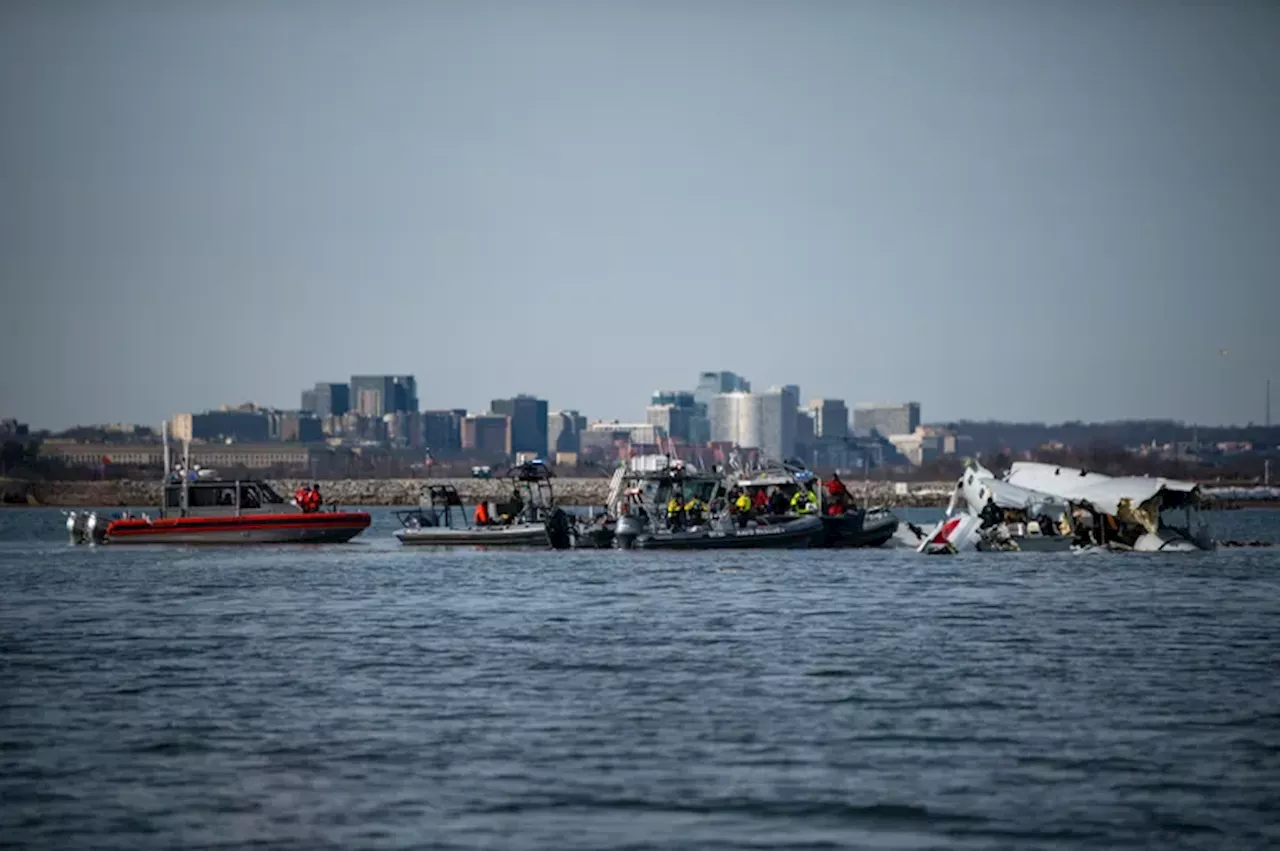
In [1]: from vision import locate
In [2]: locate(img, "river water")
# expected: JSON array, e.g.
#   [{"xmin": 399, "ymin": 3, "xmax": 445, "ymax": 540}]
[{"xmin": 2, "ymin": 508, "xmax": 1278, "ymax": 850}]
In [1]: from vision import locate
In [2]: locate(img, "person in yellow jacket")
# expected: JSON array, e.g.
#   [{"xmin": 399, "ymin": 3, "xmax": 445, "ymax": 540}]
[
  {"xmin": 734, "ymin": 491, "xmax": 752, "ymax": 528},
  {"xmin": 684, "ymin": 496, "xmax": 705, "ymax": 525},
  {"xmin": 790, "ymin": 487, "xmax": 818, "ymax": 515},
  {"xmin": 666, "ymin": 494, "xmax": 684, "ymax": 530}
]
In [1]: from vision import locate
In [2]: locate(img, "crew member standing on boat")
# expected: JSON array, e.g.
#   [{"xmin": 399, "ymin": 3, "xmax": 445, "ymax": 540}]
[
  {"xmin": 294, "ymin": 485, "xmax": 310, "ymax": 511},
  {"xmin": 734, "ymin": 490, "xmax": 752, "ymax": 527},
  {"xmin": 298, "ymin": 485, "xmax": 322, "ymax": 513},
  {"xmin": 825, "ymin": 473, "xmax": 850, "ymax": 516},
  {"xmin": 474, "ymin": 500, "xmax": 491, "ymax": 526}
]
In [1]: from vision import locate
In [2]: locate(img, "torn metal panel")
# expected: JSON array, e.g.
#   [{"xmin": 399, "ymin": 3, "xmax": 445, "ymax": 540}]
[{"xmin": 1004, "ymin": 462, "xmax": 1202, "ymax": 535}]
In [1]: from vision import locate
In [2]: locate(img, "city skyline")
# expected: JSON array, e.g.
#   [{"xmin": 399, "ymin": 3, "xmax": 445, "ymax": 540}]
[
  {"xmin": 2, "ymin": 2, "xmax": 1277, "ymax": 429},
  {"xmin": 5, "ymin": 367, "xmax": 1280, "ymax": 434}
]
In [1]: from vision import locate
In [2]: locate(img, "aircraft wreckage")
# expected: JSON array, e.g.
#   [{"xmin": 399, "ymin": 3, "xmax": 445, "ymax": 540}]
[{"xmin": 916, "ymin": 461, "xmax": 1214, "ymax": 554}]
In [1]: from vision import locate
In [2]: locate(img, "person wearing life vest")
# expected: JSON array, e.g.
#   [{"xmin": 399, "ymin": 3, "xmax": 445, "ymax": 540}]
[
  {"xmin": 734, "ymin": 490, "xmax": 752, "ymax": 528},
  {"xmin": 294, "ymin": 485, "xmax": 310, "ymax": 512},
  {"xmin": 684, "ymin": 496, "xmax": 705, "ymax": 526},
  {"xmin": 825, "ymin": 473, "xmax": 848, "ymax": 498},
  {"xmin": 301, "ymin": 484, "xmax": 322, "ymax": 513},
  {"xmin": 474, "ymin": 500, "xmax": 491, "ymax": 526},
  {"xmin": 666, "ymin": 493, "xmax": 684, "ymax": 530},
  {"xmin": 790, "ymin": 486, "xmax": 818, "ymax": 515},
  {"xmin": 752, "ymin": 488, "xmax": 769, "ymax": 510},
  {"xmin": 824, "ymin": 473, "xmax": 850, "ymax": 515}
]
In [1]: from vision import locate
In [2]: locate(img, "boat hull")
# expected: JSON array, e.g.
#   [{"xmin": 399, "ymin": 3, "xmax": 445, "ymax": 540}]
[
  {"xmin": 395, "ymin": 524, "xmax": 550, "ymax": 547},
  {"xmin": 818, "ymin": 509, "xmax": 900, "ymax": 548},
  {"xmin": 629, "ymin": 516, "xmax": 825, "ymax": 550},
  {"xmin": 754, "ymin": 508, "xmax": 900, "ymax": 548},
  {"xmin": 573, "ymin": 525, "xmax": 616, "ymax": 549},
  {"xmin": 104, "ymin": 512, "xmax": 372, "ymax": 545}
]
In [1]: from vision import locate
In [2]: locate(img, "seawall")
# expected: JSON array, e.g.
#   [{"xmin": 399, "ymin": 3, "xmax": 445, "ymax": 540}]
[{"xmin": 0, "ymin": 478, "xmax": 958, "ymax": 509}]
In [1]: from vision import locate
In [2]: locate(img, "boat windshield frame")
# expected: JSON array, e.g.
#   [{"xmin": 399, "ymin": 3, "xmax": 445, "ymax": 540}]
[
  {"xmin": 498, "ymin": 461, "xmax": 557, "ymax": 522},
  {"xmin": 621, "ymin": 468, "xmax": 724, "ymax": 517},
  {"xmin": 255, "ymin": 481, "xmax": 285, "ymax": 504}
]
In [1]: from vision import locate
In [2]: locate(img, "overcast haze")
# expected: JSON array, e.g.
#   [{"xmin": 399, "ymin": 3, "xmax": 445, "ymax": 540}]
[{"xmin": 2, "ymin": 0, "xmax": 1278, "ymax": 430}]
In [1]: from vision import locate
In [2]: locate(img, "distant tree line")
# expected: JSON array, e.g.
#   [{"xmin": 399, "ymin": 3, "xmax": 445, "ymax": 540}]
[{"xmin": 942, "ymin": 420, "xmax": 1280, "ymax": 456}]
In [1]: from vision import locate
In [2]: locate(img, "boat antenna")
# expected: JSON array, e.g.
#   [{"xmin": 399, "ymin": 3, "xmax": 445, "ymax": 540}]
[
  {"xmin": 182, "ymin": 438, "xmax": 191, "ymax": 517},
  {"xmin": 162, "ymin": 420, "xmax": 171, "ymax": 481}
]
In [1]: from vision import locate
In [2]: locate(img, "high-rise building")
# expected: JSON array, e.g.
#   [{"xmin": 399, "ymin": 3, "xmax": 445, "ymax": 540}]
[
  {"xmin": 645, "ymin": 405, "xmax": 691, "ymax": 444},
  {"xmin": 651, "ymin": 390, "xmax": 696, "ymax": 408},
  {"xmin": 349, "ymin": 375, "xmax": 417, "ymax": 418},
  {"xmin": 709, "ymin": 391, "xmax": 758, "ymax": 449},
  {"xmin": 548, "ymin": 410, "xmax": 587, "ymax": 454},
  {"xmin": 580, "ymin": 422, "xmax": 663, "ymax": 456},
  {"xmin": 272, "ymin": 411, "xmax": 324, "ymax": 443},
  {"xmin": 384, "ymin": 411, "xmax": 424, "ymax": 448},
  {"xmin": 810, "ymin": 399, "xmax": 849, "ymax": 440},
  {"xmin": 490, "ymin": 395, "xmax": 548, "ymax": 457},
  {"xmin": 461, "ymin": 414, "xmax": 511, "ymax": 458},
  {"xmin": 653, "ymin": 389, "xmax": 707, "ymax": 444},
  {"xmin": 422, "ymin": 409, "xmax": 465, "ymax": 454},
  {"xmin": 302, "ymin": 382, "xmax": 350, "ymax": 418},
  {"xmin": 795, "ymin": 410, "xmax": 815, "ymax": 455},
  {"xmin": 757, "ymin": 386, "xmax": 798, "ymax": 461},
  {"xmin": 853, "ymin": 402, "xmax": 921, "ymax": 438},
  {"xmin": 695, "ymin": 371, "xmax": 750, "ymax": 409}
]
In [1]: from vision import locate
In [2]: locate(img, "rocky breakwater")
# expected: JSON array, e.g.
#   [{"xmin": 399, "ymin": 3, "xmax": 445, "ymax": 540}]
[
  {"xmin": 273, "ymin": 478, "xmax": 618, "ymax": 507},
  {"xmin": 8, "ymin": 477, "xmax": 618, "ymax": 508},
  {"xmin": 5, "ymin": 477, "xmax": 956, "ymax": 508}
]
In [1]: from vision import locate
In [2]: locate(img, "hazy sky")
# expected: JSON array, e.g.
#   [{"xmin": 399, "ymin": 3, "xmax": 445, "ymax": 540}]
[{"xmin": 2, "ymin": 0, "xmax": 1278, "ymax": 430}]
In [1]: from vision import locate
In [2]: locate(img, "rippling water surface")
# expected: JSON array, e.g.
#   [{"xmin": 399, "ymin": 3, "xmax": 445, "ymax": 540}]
[{"xmin": 2, "ymin": 508, "xmax": 1279, "ymax": 850}]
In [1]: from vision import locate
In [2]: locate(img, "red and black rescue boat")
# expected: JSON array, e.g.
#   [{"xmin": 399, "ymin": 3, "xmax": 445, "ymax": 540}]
[{"xmin": 67, "ymin": 475, "xmax": 369, "ymax": 545}]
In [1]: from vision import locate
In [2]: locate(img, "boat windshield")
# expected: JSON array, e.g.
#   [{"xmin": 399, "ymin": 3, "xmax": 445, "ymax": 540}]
[{"xmin": 256, "ymin": 482, "xmax": 285, "ymax": 504}]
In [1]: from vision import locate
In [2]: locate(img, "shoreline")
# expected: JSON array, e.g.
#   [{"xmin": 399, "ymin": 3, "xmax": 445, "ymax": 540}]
[
  {"xmin": 2, "ymin": 478, "xmax": 1271, "ymax": 510},
  {"xmin": 1, "ymin": 477, "xmax": 958, "ymax": 509}
]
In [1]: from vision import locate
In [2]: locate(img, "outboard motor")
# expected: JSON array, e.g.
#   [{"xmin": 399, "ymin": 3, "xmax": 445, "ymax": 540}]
[
  {"xmin": 85, "ymin": 511, "xmax": 110, "ymax": 545},
  {"xmin": 545, "ymin": 508, "xmax": 573, "ymax": 550},
  {"xmin": 614, "ymin": 514, "xmax": 649, "ymax": 550},
  {"xmin": 66, "ymin": 511, "xmax": 87, "ymax": 545}
]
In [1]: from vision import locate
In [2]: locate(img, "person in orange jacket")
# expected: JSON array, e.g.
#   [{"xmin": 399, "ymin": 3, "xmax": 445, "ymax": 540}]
[
  {"xmin": 297, "ymin": 484, "xmax": 321, "ymax": 513},
  {"xmin": 474, "ymin": 500, "xmax": 491, "ymax": 526}
]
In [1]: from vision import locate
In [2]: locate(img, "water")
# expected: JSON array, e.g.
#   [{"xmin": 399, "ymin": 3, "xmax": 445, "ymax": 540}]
[{"xmin": 2, "ymin": 508, "xmax": 1279, "ymax": 850}]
